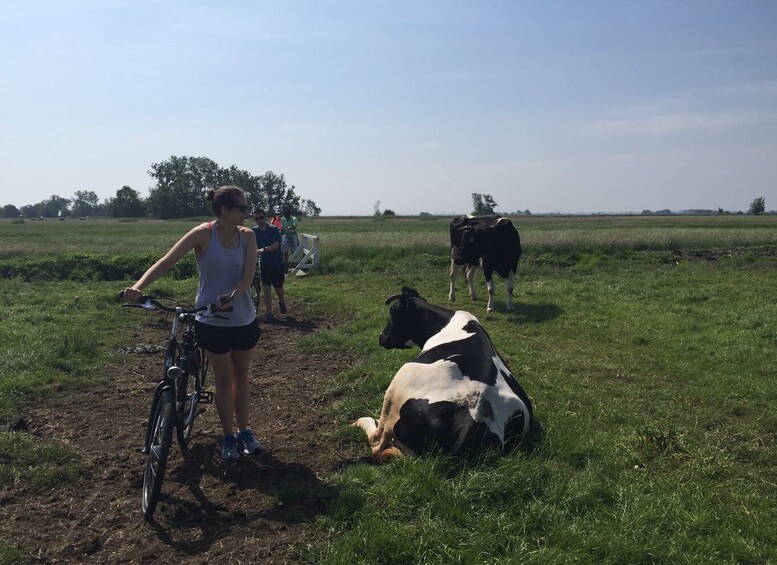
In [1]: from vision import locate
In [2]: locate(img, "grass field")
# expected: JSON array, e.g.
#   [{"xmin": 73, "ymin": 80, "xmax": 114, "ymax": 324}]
[{"xmin": 1, "ymin": 215, "xmax": 776, "ymax": 562}]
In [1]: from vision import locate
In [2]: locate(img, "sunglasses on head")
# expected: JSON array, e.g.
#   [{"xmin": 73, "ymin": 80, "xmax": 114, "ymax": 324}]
[{"xmin": 230, "ymin": 204, "xmax": 249, "ymax": 212}]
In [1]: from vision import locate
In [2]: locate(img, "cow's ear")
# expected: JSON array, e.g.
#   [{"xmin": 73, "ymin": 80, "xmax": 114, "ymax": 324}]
[{"xmin": 402, "ymin": 286, "xmax": 419, "ymax": 298}]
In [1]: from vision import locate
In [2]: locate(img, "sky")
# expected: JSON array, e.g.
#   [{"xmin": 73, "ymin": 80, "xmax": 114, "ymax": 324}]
[{"xmin": 2, "ymin": 1, "xmax": 776, "ymax": 215}]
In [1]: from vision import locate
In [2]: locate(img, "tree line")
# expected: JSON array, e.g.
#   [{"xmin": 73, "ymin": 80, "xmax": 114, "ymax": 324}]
[{"xmin": 1, "ymin": 156, "xmax": 321, "ymax": 220}]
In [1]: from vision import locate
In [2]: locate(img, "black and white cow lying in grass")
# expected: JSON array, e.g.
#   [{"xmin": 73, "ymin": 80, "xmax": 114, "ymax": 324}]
[{"xmin": 353, "ymin": 287, "xmax": 534, "ymax": 458}]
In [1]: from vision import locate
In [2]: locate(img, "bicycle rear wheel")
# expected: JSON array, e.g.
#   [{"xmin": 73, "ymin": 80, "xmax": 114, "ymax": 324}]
[
  {"xmin": 142, "ymin": 388, "xmax": 174, "ymax": 521},
  {"xmin": 251, "ymin": 262, "xmax": 262, "ymax": 309},
  {"xmin": 200, "ymin": 348, "xmax": 209, "ymax": 388},
  {"xmin": 251, "ymin": 280, "xmax": 262, "ymax": 310}
]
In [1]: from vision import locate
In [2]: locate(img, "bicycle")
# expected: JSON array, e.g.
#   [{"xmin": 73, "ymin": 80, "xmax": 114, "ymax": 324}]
[
  {"xmin": 121, "ymin": 292, "xmax": 231, "ymax": 521},
  {"xmin": 251, "ymin": 257, "xmax": 263, "ymax": 310}
]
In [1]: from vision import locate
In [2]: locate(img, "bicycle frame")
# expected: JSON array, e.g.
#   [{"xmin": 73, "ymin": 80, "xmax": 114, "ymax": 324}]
[{"xmin": 142, "ymin": 308, "xmax": 210, "ymax": 454}]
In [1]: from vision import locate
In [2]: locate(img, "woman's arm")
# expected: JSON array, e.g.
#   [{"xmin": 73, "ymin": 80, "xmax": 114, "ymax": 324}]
[
  {"xmin": 124, "ymin": 224, "xmax": 207, "ymax": 301},
  {"xmin": 234, "ymin": 226, "xmax": 258, "ymax": 296}
]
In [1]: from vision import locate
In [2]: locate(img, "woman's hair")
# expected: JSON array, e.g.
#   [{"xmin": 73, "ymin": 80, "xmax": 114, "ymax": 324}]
[{"xmin": 205, "ymin": 185, "xmax": 245, "ymax": 217}]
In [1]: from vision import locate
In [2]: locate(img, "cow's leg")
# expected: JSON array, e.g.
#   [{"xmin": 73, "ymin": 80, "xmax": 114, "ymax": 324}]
[
  {"xmin": 506, "ymin": 270, "xmax": 515, "ymax": 311},
  {"xmin": 466, "ymin": 265, "xmax": 478, "ymax": 300},
  {"xmin": 486, "ymin": 278, "xmax": 496, "ymax": 313},
  {"xmin": 352, "ymin": 417, "xmax": 392, "ymax": 451},
  {"xmin": 449, "ymin": 258, "xmax": 459, "ymax": 301}
]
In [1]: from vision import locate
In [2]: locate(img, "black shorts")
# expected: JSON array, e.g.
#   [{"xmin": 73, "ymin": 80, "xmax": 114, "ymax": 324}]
[
  {"xmin": 260, "ymin": 263, "xmax": 285, "ymax": 288},
  {"xmin": 195, "ymin": 319, "xmax": 261, "ymax": 355}
]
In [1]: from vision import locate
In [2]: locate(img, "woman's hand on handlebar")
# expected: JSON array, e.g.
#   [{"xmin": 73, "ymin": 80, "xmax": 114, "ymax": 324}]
[
  {"xmin": 217, "ymin": 290, "xmax": 236, "ymax": 309},
  {"xmin": 123, "ymin": 287, "xmax": 143, "ymax": 303}
]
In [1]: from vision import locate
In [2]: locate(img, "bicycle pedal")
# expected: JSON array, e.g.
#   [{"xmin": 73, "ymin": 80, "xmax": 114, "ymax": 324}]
[{"xmin": 199, "ymin": 390, "xmax": 214, "ymax": 404}]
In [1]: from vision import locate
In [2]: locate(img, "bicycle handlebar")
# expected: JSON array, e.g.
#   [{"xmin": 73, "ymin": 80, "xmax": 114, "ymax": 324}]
[{"xmin": 119, "ymin": 291, "xmax": 233, "ymax": 318}]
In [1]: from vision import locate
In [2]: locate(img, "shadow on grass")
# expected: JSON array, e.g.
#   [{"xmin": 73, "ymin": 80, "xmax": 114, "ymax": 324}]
[
  {"xmin": 145, "ymin": 443, "xmax": 335, "ymax": 555},
  {"xmin": 506, "ymin": 302, "xmax": 563, "ymax": 324}
]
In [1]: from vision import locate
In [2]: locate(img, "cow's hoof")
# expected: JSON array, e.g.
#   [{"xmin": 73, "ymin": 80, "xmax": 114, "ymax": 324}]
[
  {"xmin": 371, "ymin": 447, "xmax": 403, "ymax": 464},
  {"xmin": 352, "ymin": 417, "xmax": 373, "ymax": 428}
]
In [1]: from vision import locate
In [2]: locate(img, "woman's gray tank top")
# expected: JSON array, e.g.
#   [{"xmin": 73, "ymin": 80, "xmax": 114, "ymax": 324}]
[{"xmin": 195, "ymin": 225, "xmax": 256, "ymax": 326}]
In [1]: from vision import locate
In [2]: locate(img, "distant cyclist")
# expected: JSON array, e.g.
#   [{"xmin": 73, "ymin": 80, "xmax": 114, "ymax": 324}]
[
  {"xmin": 281, "ymin": 208, "xmax": 299, "ymax": 265},
  {"xmin": 123, "ymin": 186, "xmax": 263, "ymax": 462},
  {"xmin": 270, "ymin": 206, "xmax": 283, "ymax": 231},
  {"xmin": 252, "ymin": 208, "xmax": 287, "ymax": 322}
]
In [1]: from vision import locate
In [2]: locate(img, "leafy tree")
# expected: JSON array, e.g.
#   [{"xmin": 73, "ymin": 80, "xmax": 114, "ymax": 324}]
[
  {"xmin": 383, "ymin": 209, "xmax": 396, "ymax": 217},
  {"xmin": 2, "ymin": 204, "xmax": 21, "ymax": 218},
  {"xmin": 279, "ymin": 182, "xmax": 301, "ymax": 214},
  {"xmin": 220, "ymin": 165, "xmax": 265, "ymax": 211},
  {"xmin": 108, "ymin": 186, "xmax": 146, "ymax": 217},
  {"xmin": 749, "ymin": 196, "xmax": 766, "ymax": 215},
  {"xmin": 147, "ymin": 156, "xmax": 220, "ymax": 219},
  {"xmin": 21, "ymin": 204, "xmax": 42, "ymax": 218},
  {"xmin": 300, "ymin": 198, "xmax": 321, "ymax": 217},
  {"xmin": 472, "ymin": 193, "xmax": 498, "ymax": 215},
  {"xmin": 71, "ymin": 190, "xmax": 100, "ymax": 217},
  {"xmin": 39, "ymin": 195, "xmax": 71, "ymax": 218},
  {"xmin": 143, "ymin": 155, "xmax": 315, "ymax": 219}
]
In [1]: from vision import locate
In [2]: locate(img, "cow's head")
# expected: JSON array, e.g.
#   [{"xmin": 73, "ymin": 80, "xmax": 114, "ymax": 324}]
[
  {"xmin": 453, "ymin": 226, "xmax": 484, "ymax": 266},
  {"xmin": 378, "ymin": 286, "xmax": 426, "ymax": 349}
]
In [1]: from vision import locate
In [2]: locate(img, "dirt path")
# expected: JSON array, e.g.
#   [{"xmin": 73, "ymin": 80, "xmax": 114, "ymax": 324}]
[{"xmin": 1, "ymin": 304, "xmax": 357, "ymax": 563}]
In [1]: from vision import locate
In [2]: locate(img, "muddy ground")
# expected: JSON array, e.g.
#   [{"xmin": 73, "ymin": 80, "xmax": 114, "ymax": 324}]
[{"xmin": 1, "ymin": 302, "xmax": 361, "ymax": 563}]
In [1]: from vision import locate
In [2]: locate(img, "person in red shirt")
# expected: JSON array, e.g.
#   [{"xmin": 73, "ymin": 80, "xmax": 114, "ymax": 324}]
[{"xmin": 270, "ymin": 206, "xmax": 283, "ymax": 231}]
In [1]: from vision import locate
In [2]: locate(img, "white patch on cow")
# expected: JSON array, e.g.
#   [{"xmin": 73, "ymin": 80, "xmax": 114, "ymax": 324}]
[
  {"xmin": 486, "ymin": 280, "xmax": 496, "ymax": 312},
  {"xmin": 356, "ymin": 308, "xmax": 530, "ymax": 454},
  {"xmin": 421, "ymin": 310, "xmax": 478, "ymax": 352},
  {"xmin": 490, "ymin": 354, "xmax": 530, "ymax": 438}
]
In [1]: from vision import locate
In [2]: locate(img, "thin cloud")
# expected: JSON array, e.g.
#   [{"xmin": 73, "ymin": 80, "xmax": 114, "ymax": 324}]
[
  {"xmin": 266, "ymin": 123, "xmax": 321, "ymax": 133},
  {"xmin": 583, "ymin": 112, "xmax": 775, "ymax": 137},
  {"xmin": 418, "ymin": 141, "xmax": 441, "ymax": 151}
]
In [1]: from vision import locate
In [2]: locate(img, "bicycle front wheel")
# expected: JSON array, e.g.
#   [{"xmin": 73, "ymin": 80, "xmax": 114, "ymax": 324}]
[
  {"xmin": 176, "ymin": 371, "xmax": 196, "ymax": 450},
  {"xmin": 142, "ymin": 388, "xmax": 174, "ymax": 521}
]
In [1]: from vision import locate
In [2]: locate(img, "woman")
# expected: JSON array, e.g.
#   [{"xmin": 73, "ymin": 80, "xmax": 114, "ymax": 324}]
[{"xmin": 123, "ymin": 186, "xmax": 262, "ymax": 462}]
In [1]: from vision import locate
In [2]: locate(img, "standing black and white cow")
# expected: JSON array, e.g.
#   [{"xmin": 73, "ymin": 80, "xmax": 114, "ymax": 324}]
[
  {"xmin": 353, "ymin": 287, "xmax": 534, "ymax": 458},
  {"xmin": 449, "ymin": 215, "xmax": 522, "ymax": 313}
]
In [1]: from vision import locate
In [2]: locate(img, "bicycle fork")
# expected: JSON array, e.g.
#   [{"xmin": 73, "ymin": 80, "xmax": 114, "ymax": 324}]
[{"xmin": 142, "ymin": 381, "xmax": 174, "ymax": 455}]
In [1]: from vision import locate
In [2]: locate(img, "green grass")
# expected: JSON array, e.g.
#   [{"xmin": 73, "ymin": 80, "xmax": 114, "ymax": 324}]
[
  {"xmin": 0, "ymin": 432, "xmax": 82, "ymax": 489},
  {"xmin": 1, "ymin": 215, "xmax": 776, "ymax": 562},
  {"xmin": 0, "ymin": 277, "xmax": 194, "ymax": 416},
  {"xmin": 296, "ymin": 256, "xmax": 777, "ymax": 562},
  {"xmin": 0, "ymin": 539, "xmax": 31, "ymax": 565},
  {"xmin": 3, "ymin": 215, "xmax": 777, "ymax": 257}
]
